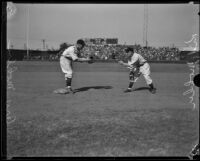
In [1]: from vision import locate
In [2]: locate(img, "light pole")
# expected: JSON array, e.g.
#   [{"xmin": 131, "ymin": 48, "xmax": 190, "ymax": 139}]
[{"xmin": 26, "ymin": 4, "xmax": 29, "ymax": 60}]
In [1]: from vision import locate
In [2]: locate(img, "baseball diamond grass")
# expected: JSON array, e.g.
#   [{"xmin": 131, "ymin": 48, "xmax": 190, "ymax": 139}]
[{"xmin": 7, "ymin": 61, "xmax": 199, "ymax": 157}]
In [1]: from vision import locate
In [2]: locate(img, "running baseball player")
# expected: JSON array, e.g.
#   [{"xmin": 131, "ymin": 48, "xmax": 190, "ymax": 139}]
[
  {"xmin": 118, "ymin": 47, "xmax": 156, "ymax": 94},
  {"xmin": 59, "ymin": 39, "xmax": 93, "ymax": 94}
]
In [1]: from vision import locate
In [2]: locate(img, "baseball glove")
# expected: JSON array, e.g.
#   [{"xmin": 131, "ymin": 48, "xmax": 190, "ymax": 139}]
[{"xmin": 88, "ymin": 56, "xmax": 94, "ymax": 64}]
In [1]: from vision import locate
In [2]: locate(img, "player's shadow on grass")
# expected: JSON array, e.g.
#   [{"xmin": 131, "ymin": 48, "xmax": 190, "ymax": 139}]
[
  {"xmin": 133, "ymin": 87, "xmax": 150, "ymax": 91},
  {"xmin": 74, "ymin": 86, "xmax": 113, "ymax": 93}
]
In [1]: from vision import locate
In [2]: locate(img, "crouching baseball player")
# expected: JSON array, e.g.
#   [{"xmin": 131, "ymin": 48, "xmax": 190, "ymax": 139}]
[
  {"xmin": 60, "ymin": 39, "xmax": 93, "ymax": 94},
  {"xmin": 118, "ymin": 47, "xmax": 156, "ymax": 94}
]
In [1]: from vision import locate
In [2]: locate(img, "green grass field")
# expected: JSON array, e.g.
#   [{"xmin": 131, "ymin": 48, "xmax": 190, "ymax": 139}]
[{"xmin": 7, "ymin": 61, "xmax": 199, "ymax": 157}]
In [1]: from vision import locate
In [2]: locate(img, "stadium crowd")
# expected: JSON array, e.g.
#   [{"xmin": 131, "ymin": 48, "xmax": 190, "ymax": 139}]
[
  {"xmin": 21, "ymin": 44, "xmax": 180, "ymax": 61},
  {"xmin": 81, "ymin": 44, "xmax": 180, "ymax": 61}
]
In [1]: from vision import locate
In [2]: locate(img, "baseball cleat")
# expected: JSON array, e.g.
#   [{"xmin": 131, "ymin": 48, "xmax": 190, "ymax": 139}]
[
  {"xmin": 149, "ymin": 88, "xmax": 156, "ymax": 94},
  {"xmin": 124, "ymin": 89, "xmax": 132, "ymax": 93},
  {"xmin": 65, "ymin": 87, "xmax": 75, "ymax": 94}
]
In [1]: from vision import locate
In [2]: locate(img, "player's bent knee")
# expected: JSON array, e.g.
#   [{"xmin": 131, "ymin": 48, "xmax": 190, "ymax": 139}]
[
  {"xmin": 134, "ymin": 77, "xmax": 139, "ymax": 82},
  {"xmin": 146, "ymin": 79, "xmax": 153, "ymax": 85},
  {"xmin": 144, "ymin": 75, "xmax": 152, "ymax": 85}
]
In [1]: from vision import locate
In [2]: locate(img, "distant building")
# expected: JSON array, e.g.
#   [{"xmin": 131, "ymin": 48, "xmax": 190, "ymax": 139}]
[
  {"xmin": 106, "ymin": 38, "xmax": 118, "ymax": 45},
  {"xmin": 83, "ymin": 38, "xmax": 118, "ymax": 45}
]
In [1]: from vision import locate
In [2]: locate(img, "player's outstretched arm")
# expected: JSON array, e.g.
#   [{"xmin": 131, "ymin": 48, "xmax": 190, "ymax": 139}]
[
  {"xmin": 76, "ymin": 57, "xmax": 91, "ymax": 62},
  {"xmin": 118, "ymin": 61, "xmax": 130, "ymax": 67},
  {"xmin": 76, "ymin": 56, "xmax": 95, "ymax": 64}
]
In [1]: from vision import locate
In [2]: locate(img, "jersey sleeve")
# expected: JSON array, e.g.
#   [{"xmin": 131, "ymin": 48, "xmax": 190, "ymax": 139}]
[{"xmin": 63, "ymin": 46, "xmax": 78, "ymax": 61}]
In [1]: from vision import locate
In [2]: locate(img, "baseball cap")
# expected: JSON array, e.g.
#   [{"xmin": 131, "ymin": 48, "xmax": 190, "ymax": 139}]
[{"xmin": 77, "ymin": 39, "xmax": 85, "ymax": 47}]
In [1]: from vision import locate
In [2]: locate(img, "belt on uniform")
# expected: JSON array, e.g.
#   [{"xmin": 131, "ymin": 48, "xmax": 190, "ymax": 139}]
[
  {"xmin": 139, "ymin": 61, "xmax": 147, "ymax": 67},
  {"xmin": 61, "ymin": 55, "xmax": 72, "ymax": 61}
]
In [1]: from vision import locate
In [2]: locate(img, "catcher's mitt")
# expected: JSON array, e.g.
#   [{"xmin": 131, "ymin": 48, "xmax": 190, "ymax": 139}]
[{"xmin": 88, "ymin": 56, "xmax": 94, "ymax": 64}]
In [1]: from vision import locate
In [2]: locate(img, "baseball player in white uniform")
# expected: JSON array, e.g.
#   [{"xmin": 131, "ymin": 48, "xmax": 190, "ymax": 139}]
[
  {"xmin": 60, "ymin": 39, "xmax": 92, "ymax": 94},
  {"xmin": 118, "ymin": 47, "xmax": 156, "ymax": 94}
]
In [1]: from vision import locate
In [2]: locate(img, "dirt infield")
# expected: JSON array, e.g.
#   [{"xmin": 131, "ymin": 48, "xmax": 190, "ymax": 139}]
[{"xmin": 7, "ymin": 61, "xmax": 199, "ymax": 157}]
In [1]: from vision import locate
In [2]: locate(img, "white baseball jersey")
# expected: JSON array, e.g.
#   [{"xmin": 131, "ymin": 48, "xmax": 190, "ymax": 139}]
[
  {"xmin": 62, "ymin": 46, "xmax": 78, "ymax": 61},
  {"xmin": 127, "ymin": 53, "xmax": 147, "ymax": 70},
  {"xmin": 128, "ymin": 53, "xmax": 147, "ymax": 66}
]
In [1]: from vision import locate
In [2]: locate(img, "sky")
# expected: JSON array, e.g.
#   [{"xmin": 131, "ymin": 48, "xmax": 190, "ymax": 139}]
[{"xmin": 7, "ymin": 3, "xmax": 199, "ymax": 50}]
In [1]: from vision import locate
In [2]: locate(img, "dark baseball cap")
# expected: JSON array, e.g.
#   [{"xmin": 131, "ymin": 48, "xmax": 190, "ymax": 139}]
[{"xmin": 77, "ymin": 39, "xmax": 85, "ymax": 47}]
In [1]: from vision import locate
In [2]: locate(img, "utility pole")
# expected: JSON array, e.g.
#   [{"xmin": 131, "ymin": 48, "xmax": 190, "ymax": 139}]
[
  {"xmin": 143, "ymin": 4, "xmax": 148, "ymax": 47},
  {"xmin": 42, "ymin": 39, "xmax": 46, "ymax": 51},
  {"xmin": 26, "ymin": 4, "xmax": 29, "ymax": 59}
]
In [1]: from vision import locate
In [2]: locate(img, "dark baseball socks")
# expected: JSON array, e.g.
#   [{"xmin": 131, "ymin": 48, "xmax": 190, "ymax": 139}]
[
  {"xmin": 128, "ymin": 81, "xmax": 134, "ymax": 90},
  {"xmin": 66, "ymin": 78, "xmax": 72, "ymax": 89}
]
